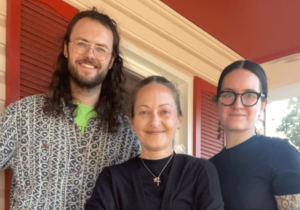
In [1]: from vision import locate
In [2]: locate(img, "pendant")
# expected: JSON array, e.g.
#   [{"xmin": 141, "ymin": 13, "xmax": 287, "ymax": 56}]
[{"xmin": 153, "ymin": 177, "xmax": 161, "ymax": 186}]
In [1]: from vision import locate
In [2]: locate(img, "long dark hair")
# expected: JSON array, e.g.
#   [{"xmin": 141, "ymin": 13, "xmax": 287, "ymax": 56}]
[{"xmin": 43, "ymin": 8, "xmax": 127, "ymax": 133}]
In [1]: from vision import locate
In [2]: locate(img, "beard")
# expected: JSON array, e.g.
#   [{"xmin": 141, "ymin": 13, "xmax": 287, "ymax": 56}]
[{"xmin": 68, "ymin": 57, "xmax": 110, "ymax": 90}]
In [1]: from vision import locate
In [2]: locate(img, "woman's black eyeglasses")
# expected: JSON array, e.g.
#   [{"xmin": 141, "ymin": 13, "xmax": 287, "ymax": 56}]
[{"xmin": 219, "ymin": 91, "xmax": 265, "ymax": 107}]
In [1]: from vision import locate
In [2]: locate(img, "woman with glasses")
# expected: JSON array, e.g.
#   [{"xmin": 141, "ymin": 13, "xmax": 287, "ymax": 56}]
[{"xmin": 210, "ymin": 60, "xmax": 300, "ymax": 210}]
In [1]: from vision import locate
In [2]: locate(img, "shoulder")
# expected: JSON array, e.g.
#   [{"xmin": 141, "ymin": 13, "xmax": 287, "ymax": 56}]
[
  {"xmin": 115, "ymin": 116, "xmax": 133, "ymax": 133},
  {"xmin": 114, "ymin": 117, "xmax": 139, "ymax": 141},
  {"xmin": 104, "ymin": 156, "xmax": 137, "ymax": 176},
  {"xmin": 258, "ymin": 135, "xmax": 299, "ymax": 154},
  {"xmin": 254, "ymin": 136, "xmax": 300, "ymax": 172},
  {"xmin": 115, "ymin": 115, "xmax": 130, "ymax": 127},
  {"xmin": 176, "ymin": 154, "xmax": 217, "ymax": 172},
  {"xmin": 253, "ymin": 135, "xmax": 289, "ymax": 145},
  {"xmin": 1, "ymin": 94, "xmax": 46, "ymax": 116},
  {"xmin": 16, "ymin": 94, "xmax": 46, "ymax": 105},
  {"xmin": 175, "ymin": 154, "xmax": 220, "ymax": 185},
  {"xmin": 103, "ymin": 157, "xmax": 137, "ymax": 174},
  {"xmin": 209, "ymin": 147, "xmax": 225, "ymax": 164},
  {"xmin": 8, "ymin": 94, "xmax": 46, "ymax": 109}
]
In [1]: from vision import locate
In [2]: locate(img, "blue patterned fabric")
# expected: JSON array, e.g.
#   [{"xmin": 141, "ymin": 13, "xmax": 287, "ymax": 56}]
[{"xmin": 0, "ymin": 94, "xmax": 140, "ymax": 210}]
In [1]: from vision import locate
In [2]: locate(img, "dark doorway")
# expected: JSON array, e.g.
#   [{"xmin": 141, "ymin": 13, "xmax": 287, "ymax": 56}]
[{"xmin": 123, "ymin": 68, "xmax": 144, "ymax": 117}]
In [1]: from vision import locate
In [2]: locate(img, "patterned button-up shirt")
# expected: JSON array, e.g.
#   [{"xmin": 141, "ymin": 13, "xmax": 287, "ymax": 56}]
[{"xmin": 0, "ymin": 94, "xmax": 140, "ymax": 210}]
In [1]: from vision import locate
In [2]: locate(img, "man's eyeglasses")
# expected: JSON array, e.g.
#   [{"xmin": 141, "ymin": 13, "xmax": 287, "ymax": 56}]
[
  {"xmin": 70, "ymin": 40, "xmax": 112, "ymax": 61},
  {"xmin": 219, "ymin": 91, "xmax": 265, "ymax": 107}
]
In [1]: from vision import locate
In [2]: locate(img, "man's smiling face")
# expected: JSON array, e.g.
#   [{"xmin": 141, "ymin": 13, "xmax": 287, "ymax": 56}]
[{"xmin": 64, "ymin": 17, "xmax": 115, "ymax": 89}]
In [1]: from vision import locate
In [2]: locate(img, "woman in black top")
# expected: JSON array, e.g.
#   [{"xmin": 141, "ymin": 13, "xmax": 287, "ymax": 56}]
[
  {"xmin": 85, "ymin": 76, "xmax": 224, "ymax": 210},
  {"xmin": 210, "ymin": 60, "xmax": 300, "ymax": 210}
]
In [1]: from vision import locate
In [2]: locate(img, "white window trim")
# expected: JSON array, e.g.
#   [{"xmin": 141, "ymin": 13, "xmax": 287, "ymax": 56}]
[{"xmin": 121, "ymin": 40, "xmax": 194, "ymax": 155}]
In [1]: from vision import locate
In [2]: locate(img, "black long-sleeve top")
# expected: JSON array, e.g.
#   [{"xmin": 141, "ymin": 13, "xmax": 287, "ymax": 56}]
[{"xmin": 85, "ymin": 153, "xmax": 224, "ymax": 210}]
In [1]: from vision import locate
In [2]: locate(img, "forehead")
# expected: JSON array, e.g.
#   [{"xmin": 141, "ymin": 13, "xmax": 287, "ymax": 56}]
[
  {"xmin": 135, "ymin": 83, "xmax": 175, "ymax": 105},
  {"xmin": 70, "ymin": 17, "xmax": 113, "ymax": 48},
  {"xmin": 222, "ymin": 69, "xmax": 261, "ymax": 91}
]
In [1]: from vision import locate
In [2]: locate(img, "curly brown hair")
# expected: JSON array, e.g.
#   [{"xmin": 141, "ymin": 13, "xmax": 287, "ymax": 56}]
[{"xmin": 43, "ymin": 8, "xmax": 127, "ymax": 133}]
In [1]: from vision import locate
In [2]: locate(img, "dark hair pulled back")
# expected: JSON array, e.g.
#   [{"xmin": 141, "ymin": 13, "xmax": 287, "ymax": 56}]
[
  {"xmin": 215, "ymin": 60, "xmax": 268, "ymax": 102},
  {"xmin": 130, "ymin": 76, "xmax": 182, "ymax": 118}
]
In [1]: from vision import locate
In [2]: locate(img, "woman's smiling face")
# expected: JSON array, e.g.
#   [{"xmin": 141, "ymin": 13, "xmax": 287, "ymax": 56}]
[
  {"xmin": 130, "ymin": 83, "xmax": 182, "ymax": 154},
  {"xmin": 218, "ymin": 68, "xmax": 267, "ymax": 133}
]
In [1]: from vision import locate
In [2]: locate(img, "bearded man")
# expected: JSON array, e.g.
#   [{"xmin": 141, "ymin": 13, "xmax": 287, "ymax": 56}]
[{"xmin": 0, "ymin": 8, "xmax": 140, "ymax": 210}]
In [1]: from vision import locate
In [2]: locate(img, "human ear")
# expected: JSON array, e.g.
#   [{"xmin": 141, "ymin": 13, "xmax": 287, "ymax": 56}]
[
  {"xmin": 259, "ymin": 99, "xmax": 268, "ymax": 117},
  {"xmin": 63, "ymin": 43, "xmax": 69, "ymax": 58},
  {"xmin": 177, "ymin": 114, "xmax": 183, "ymax": 129},
  {"xmin": 109, "ymin": 56, "xmax": 115, "ymax": 69},
  {"xmin": 130, "ymin": 115, "xmax": 135, "ymax": 132}
]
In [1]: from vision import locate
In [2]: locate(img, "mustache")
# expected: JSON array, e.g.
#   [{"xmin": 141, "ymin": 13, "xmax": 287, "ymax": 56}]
[{"xmin": 76, "ymin": 58, "xmax": 99, "ymax": 68}]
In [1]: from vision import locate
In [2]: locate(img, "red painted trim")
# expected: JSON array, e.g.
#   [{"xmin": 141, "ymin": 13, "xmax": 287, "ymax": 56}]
[
  {"xmin": 5, "ymin": 0, "xmax": 21, "ymax": 107},
  {"xmin": 29, "ymin": 0, "xmax": 79, "ymax": 20},
  {"xmin": 193, "ymin": 76, "xmax": 217, "ymax": 158},
  {"xmin": 5, "ymin": 0, "xmax": 21, "ymax": 208},
  {"xmin": 4, "ymin": 169, "xmax": 13, "ymax": 210}
]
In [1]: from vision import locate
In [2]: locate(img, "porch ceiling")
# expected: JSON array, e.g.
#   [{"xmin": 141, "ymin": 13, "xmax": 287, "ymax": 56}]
[{"xmin": 161, "ymin": 0, "xmax": 300, "ymax": 64}]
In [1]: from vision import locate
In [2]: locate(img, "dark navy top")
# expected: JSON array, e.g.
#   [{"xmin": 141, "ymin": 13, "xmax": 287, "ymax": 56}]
[{"xmin": 210, "ymin": 135, "xmax": 300, "ymax": 210}]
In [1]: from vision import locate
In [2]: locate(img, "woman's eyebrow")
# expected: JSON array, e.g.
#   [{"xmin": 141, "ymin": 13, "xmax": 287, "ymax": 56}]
[
  {"xmin": 244, "ymin": 89, "xmax": 259, "ymax": 92},
  {"xmin": 159, "ymin": 103, "xmax": 172, "ymax": 107},
  {"xmin": 221, "ymin": 88, "xmax": 234, "ymax": 91},
  {"xmin": 221, "ymin": 88, "xmax": 259, "ymax": 92}
]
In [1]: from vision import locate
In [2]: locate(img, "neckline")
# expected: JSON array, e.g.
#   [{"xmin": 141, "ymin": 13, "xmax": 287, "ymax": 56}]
[
  {"xmin": 138, "ymin": 152, "xmax": 175, "ymax": 163},
  {"xmin": 74, "ymin": 101, "xmax": 95, "ymax": 109},
  {"xmin": 224, "ymin": 135, "xmax": 257, "ymax": 151}
]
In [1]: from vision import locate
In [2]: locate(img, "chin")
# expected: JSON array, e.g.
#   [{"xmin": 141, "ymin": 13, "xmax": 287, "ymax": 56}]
[
  {"xmin": 226, "ymin": 126, "xmax": 251, "ymax": 132},
  {"xmin": 224, "ymin": 123, "xmax": 246, "ymax": 131}
]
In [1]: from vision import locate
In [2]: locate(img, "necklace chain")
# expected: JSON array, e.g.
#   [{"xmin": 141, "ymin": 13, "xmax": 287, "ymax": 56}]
[{"xmin": 141, "ymin": 153, "xmax": 174, "ymax": 186}]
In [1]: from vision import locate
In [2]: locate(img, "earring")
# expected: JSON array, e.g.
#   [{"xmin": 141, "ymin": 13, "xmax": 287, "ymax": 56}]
[{"xmin": 217, "ymin": 120, "xmax": 222, "ymax": 140}]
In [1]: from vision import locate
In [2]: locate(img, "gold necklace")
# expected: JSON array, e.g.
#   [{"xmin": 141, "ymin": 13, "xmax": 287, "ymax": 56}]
[{"xmin": 140, "ymin": 153, "xmax": 174, "ymax": 186}]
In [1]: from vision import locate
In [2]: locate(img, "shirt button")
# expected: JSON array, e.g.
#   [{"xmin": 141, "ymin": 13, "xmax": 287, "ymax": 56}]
[
  {"xmin": 75, "ymin": 124, "xmax": 78, "ymax": 129},
  {"xmin": 74, "ymin": 193, "xmax": 77, "ymax": 197},
  {"xmin": 77, "ymin": 170, "xmax": 80, "ymax": 175},
  {"xmin": 80, "ymin": 148, "xmax": 84, "ymax": 153},
  {"xmin": 43, "ymin": 144, "xmax": 47, "ymax": 148}
]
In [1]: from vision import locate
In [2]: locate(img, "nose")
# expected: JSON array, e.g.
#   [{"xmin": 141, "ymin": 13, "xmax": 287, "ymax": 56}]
[
  {"xmin": 232, "ymin": 95, "xmax": 244, "ymax": 108},
  {"xmin": 149, "ymin": 113, "xmax": 161, "ymax": 127},
  {"xmin": 84, "ymin": 46, "xmax": 96, "ymax": 59}
]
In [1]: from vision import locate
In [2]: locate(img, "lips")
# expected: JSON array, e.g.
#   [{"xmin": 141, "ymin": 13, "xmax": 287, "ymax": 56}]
[
  {"xmin": 80, "ymin": 63, "xmax": 96, "ymax": 69},
  {"xmin": 229, "ymin": 113, "xmax": 246, "ymax": 117},
  {"xmin": 146, "ymin": 131, "xmax": 164, "ymax": 134},
  {"xmin": 77, "ymin": 58, "xmax": 98, "ymax": 69}
]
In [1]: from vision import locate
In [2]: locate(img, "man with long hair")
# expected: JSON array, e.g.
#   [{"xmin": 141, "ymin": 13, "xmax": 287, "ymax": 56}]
[{"xmin": 0, "ymin": 8, "xmax": 140, "ymax": 209}]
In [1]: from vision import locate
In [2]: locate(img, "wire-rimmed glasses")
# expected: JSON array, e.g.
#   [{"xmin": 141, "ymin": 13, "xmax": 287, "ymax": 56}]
[
  {"xmin": 70, "ymin": 40, "xmax": 112, "ymax": 61},
  {"xmin": 219, "ymin": 91, "xmax": 265, "ymax": 107}
]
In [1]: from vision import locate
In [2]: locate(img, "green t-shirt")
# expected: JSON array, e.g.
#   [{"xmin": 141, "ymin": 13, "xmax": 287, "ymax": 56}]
[{"xmin": 73, "ymin": 102, "xmax": 97, "ymax": 135}]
